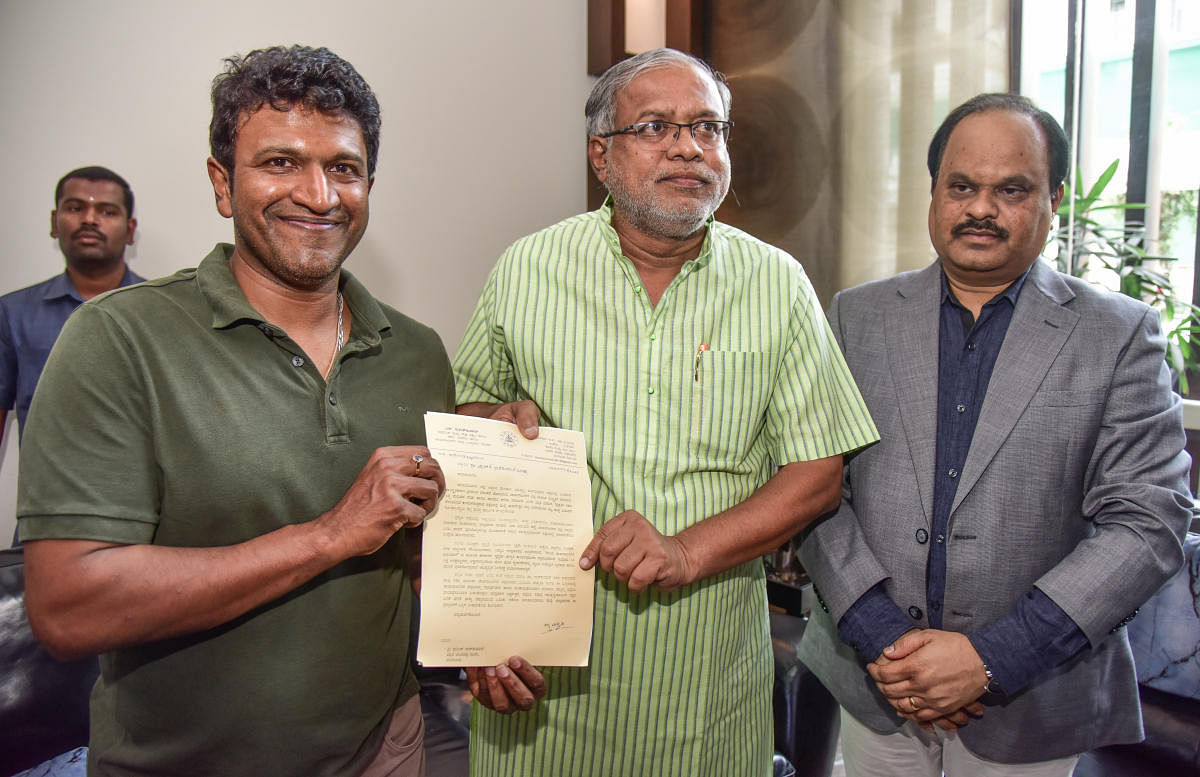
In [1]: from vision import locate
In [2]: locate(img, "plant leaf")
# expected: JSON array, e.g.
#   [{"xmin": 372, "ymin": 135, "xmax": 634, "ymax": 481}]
[{"xmin": 1081, "ymin": 159, "xmax": 1120, "ymax": 209}]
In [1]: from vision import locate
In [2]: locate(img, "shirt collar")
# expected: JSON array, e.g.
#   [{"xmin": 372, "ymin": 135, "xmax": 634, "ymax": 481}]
[
  {"xmin": 38, "ymin": 272, "xmax": 84, "ymax": 303},
  {"xmin": 37, "ymin": 266, "xmax": 143, "ymax": 304},
  {"xmin": 939, "ymin": 265, "xmax": 1031, "ymax": 309},
  {"xmin": 597, "ymin": 195, "xmax": 716, "ymax": 269},
  {"xmin": 196, "ymin": 243, "xmax": 391, "ymax": 341}
]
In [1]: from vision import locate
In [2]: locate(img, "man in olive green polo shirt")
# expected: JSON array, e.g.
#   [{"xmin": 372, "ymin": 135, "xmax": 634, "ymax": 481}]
[{"xmin": 16, "ymin": 45, "xmax": 538, "ymax": 777}]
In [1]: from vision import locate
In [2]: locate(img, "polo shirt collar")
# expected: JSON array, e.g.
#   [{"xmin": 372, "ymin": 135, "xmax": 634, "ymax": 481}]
[
  {"xmin": 597, "ymin": 196, "xmax": 716, "ymax": 269},
  {"xmin": 39, "ymin": 272, "xmax": 84, "ymax": 303},
  {"xmin": 196, "ymin": 243, "xmax": 392, "ymax": 342}
]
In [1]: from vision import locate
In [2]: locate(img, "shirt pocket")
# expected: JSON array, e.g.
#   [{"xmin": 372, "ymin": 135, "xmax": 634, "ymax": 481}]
[
  {"xmin": 688, "ymin": 350, "xmax": 770, "ymax": 464},
  {"xmin": 1024, "ymin": 388, "xmax": 1108, "ymax": 435}
]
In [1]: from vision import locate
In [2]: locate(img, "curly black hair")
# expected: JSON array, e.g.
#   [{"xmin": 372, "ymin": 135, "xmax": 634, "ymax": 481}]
[{"xmin": 209, "ymin": 45, "xmax": 381, "ymax": 177}]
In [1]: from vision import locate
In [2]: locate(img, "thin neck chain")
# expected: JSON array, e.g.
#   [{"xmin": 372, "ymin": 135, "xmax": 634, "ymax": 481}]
[{"xmin": 324, "ymin": 292, "xmax": 344, "ymax": 378}]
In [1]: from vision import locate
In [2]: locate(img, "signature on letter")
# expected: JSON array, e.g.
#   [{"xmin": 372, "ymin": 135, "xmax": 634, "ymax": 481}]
[{"xmin": 542, "ymin": 621, "xmax": 571, "ymax": 634}]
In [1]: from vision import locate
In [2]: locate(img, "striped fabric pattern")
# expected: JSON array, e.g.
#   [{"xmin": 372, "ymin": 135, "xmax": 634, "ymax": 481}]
[{"xmin": 453, "ymin": 203, "xmax": 878, "ymax": 777}]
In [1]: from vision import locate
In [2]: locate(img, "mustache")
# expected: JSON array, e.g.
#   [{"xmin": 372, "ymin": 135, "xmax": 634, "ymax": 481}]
[
  {"xmin": 71, "ymin": 227, "xmax": 106, "ymax": 240},
  {"xmin": 268, "ymin": 203, "xmax": 345, "ymax": 223},
  {"xmin": 952, "ymin": 217, "xmax": 1009, "ymax": 239},
  {"xmin": 656, "ymin": 167, "xmax": 716, "ymax": 185}
]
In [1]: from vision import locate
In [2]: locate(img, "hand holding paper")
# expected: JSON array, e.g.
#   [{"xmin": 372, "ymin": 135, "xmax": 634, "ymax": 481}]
[
  {"xmin": 466, "ymin": 656, "xmax": 547, "ymax": 713},
  {"xmin": 320, "ymin": 445, "xmax": 444, "ymax": 556}
]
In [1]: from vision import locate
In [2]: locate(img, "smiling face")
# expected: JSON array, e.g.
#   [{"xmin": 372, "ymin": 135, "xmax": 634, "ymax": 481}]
[
  {"xmin": 206, "ymin": 104, "xmax": 371, "ymax": 291},
  {"xmin": 928, "ymin": 110, "xmax": 1064, "ymax": 286},
  {"xmin": 588, "ymin": 63, "xmax": 731, "ymax": 241},
  {"xmin": 50, "ymin": 178, "xmax": 136, "ymax": 270}
]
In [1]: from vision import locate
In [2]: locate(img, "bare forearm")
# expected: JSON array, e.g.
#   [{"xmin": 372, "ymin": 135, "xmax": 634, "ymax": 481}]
[
  {"xmin": 25, "ymin": 445, "xmax": 442, "ymax": 660},
  {"xmin": 675, "ymin": 456, "xmax": 841, "ymax": 582},
  {"xmin": 25, "ymin": 522, "xmax": 343, "ymax": 659}
]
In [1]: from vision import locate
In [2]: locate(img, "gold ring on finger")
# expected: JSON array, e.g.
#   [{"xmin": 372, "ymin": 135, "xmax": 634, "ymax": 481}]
[
  {"xmin": 908, "ymin": 696, "xmax": 920, "ymax": 712},
  {"xmin": 412, "ymin": 453, "xmax": 424, "ymax": 475}
]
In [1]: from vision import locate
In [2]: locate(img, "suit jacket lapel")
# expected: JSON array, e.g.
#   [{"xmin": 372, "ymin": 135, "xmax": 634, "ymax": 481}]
[
  {"xmin": 952, "ymin": 261, "xmax": 1079, "ymax": 513},
  {"xmin": 885, "ymin": 263, "xmax": 942, "ymax": 526}
]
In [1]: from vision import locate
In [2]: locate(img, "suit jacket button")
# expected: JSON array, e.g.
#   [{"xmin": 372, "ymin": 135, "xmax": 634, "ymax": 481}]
[
  {"xmin": 915, "ymin": 529, "xmax": 929, "ymax": 544},
  {"xmin": 908, "ymin": 606, "xmax": 923, "ymax": 620}
]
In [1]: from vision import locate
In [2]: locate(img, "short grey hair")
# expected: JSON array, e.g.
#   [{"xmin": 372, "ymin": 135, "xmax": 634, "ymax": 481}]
[{"xmin": 585, "ymin": 48, "xmax": 732, "ymax": 137}]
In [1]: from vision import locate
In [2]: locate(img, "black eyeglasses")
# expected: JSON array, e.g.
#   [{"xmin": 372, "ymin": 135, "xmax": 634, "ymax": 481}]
[{"xmin": 600, "ymin": 119, "xmax": 733, "ymax": 149}]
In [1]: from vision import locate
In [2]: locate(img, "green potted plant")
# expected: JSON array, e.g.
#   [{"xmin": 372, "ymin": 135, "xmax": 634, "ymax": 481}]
[{"xmin": 1049, "ymin": 159, "xmax": 1200, "ymax": 392}]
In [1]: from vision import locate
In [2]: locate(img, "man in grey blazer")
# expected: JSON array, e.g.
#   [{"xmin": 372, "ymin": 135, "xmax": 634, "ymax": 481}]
[{"xmin": 798, "ymin": 92, "xmax": 1193, "ymax": 776}]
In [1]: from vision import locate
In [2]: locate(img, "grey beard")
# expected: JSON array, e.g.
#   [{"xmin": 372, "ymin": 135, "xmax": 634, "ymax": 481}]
[{"xmin": 608, "ymin": 186, "xmax": 719, "ymax": 240}]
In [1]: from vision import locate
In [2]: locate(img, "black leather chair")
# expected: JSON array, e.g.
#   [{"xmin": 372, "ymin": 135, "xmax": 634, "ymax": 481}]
[
  {"xmin": 0, "ymin": 548, "xmax": 98, "ymax": 776},
  {"xmin": 1074, "ymin": 533, "xmax": 1200, "ymax": 777},
  {"xmin": 1072, "ymin": 679, "xmax": 1200, "ymax": 777},
  {"xmin": 769, "ymin": 610, "xmax": 840, "ymax": 777}
]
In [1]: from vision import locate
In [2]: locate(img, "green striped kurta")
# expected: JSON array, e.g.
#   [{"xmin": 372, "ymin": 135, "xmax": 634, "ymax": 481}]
[{"xmin": 453, "ymin": 202, "xmax": 878, "ymax": 777}]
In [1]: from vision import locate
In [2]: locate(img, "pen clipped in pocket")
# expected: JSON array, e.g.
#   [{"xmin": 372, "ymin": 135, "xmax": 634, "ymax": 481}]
[{"xmin": 688, "ymin": 348, "xmax": 768, "ymax": 462}]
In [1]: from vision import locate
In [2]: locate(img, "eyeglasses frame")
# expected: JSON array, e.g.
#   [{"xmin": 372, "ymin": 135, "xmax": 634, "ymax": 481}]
[{"xmin": 598, "ymin": 119, "xmax": 734, "ymax": 149}]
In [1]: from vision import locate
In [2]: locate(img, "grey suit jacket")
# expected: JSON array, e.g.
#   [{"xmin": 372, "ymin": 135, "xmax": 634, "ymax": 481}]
[{"xmin": 798, "ymin": 259, "xmax": 1193, "ymax": 763}]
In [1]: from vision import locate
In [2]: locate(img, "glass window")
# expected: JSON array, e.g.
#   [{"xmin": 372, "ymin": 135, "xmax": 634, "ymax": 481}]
[{"xmin": 1021, "ymin": 0, "xmax": 1200, "ymax": 394}]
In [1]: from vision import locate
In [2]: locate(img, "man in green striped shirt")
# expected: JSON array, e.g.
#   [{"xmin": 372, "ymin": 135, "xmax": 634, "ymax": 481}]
[{"xmin": 453, "ymin": 48, "xmax": 878, "ymax": 777}]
